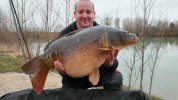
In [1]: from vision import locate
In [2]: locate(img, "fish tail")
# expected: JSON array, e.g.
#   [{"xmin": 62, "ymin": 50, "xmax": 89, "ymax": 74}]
[
  {"xmin": 21, "ymin": 56, "xmax": 51, "ymax": 95},
  {"xmin": 31, "ymin": 66, "xmax": 50, "ymax": 95}
]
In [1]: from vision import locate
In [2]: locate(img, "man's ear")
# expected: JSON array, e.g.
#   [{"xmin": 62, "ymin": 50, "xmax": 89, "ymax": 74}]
[
  {"xmin": 74, "ymin": 12, "xmax": 76, "ymax": 19},
  {"xmin": 93, "ymin": 11, "xmax": 96, "ymax": 19}
]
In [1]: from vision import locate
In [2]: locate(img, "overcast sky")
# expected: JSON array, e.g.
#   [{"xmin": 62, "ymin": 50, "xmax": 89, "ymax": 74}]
[
  {"xmin": 0, "ymin": 0, "xmax": 178, "ymax": 22},
  {"xmin": 92, "ymin": 0, "xmax": 178, "ymax": 22}
]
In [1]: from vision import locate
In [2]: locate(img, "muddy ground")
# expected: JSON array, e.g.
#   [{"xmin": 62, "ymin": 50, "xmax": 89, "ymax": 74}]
[{"xmin": 0, "ymin": 72, "xmax": 62, "ymax": 96}]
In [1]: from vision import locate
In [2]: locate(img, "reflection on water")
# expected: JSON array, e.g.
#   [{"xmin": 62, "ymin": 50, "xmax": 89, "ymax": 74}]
[
  {"xmin": 32, "ymin": 37, "xmax": 178, "ymax": 100},
  {"xmin": 117, "ymin": 37, "xmax": 178, "ymax": 100}
]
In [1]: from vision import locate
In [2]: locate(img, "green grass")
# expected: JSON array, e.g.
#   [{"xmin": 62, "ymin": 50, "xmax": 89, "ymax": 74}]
[
  {"xmin": 149, "ymin": 96, "xmax": 162, "ymax": 100},
  {"xmin": 0, "ymin": 53, "xmax": 25, "ymax": 73}
]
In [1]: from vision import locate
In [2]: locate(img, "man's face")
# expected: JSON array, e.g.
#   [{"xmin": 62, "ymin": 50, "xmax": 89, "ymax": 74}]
[{"xmin": 74, "ymin": 1, "xmax": 95, "ymax": 29}]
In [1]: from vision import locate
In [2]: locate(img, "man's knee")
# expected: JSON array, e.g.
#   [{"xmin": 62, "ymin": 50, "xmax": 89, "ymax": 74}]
[{"xmin": 101, "ymin": 70, "xmax": 123, "ymax": 90}]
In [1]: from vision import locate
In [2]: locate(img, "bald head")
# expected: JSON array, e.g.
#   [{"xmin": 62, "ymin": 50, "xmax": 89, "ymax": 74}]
[{"xmin": 75, "ymin": 0, "xmax": 95, "ymax": 12}]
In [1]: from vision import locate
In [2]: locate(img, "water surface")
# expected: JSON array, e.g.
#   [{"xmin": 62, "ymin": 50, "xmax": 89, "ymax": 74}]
[{"xmin": 117, "ymin": 37, "xmax": 178, "ymax": 100}]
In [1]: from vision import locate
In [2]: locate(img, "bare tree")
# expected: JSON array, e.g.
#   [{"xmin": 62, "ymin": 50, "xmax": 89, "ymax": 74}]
[
  {"xmin": 133, "ymin": 0, "xmax": 156, "ymax": 91},
  {"xmin": 102, "ymin": 14, "xmax": 113, "ymax": 26},
  {"xmin": 37, "ymin": 0, "xmax": 56, "ymax": 42},
  {"xmin": 148, "ymin": 36, "xmax": 164, "ymax": 94},
  {"xmin": 13, "ymin": 0, "xmax": 36, "ymax": 32},
  {"xmin": 113, "ymin": 1, "xmax": 120, "ymax": 28},
  {"xmin": 122, "ymin": 45, "xmax": 140, "ymax": 89},
  {"xmin": 64, "ymin": 0, "xmax": 76, "ymax": 26},
  {"xmin": 131, "ymin": 0, "xmax": 166, "ymax": 95},
  {"xmin": 114, "ymin": 17, "xmax": 120, "ymax": 28},
  {"xmin": 54, "ymin": 0, "xmax": 76, "ymax": 27},
  {"xmin": 122, "ymin": 18, "xmax": 134, "ymax": 32},
  {"xmin": 174, "ymin": 21, "xmax": 178, "ymax": 34},
  {"xmin": 156, "ymin": 19, "xmax": 169, "ymax": 35},
  {"xmin": 0, "ymin": 7, "xmax": 8, "ymax": 32}
]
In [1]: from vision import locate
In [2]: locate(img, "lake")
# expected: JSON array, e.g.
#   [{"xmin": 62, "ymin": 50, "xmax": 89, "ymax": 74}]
[
  {"xmin": 32, "ymin": 37, "xmax": 178, "ymax": 100},
  {"xmin": 117, "ymin": 37, "xmax": 178, "ymax": 100}
]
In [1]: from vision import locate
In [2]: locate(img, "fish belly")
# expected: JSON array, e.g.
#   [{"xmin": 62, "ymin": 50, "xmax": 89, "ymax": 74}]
[{"xmin": 63, "ymin": 47, "xmax": 106, "ymax": 78}]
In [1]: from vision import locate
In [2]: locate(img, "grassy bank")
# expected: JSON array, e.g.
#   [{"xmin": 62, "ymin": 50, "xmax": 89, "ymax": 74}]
[{"xmin": 0, "ymin": 53, "xmax": 24, "ymax": 73}]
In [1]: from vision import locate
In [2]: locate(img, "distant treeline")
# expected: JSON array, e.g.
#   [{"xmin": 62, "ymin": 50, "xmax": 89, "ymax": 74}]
[
  {"xmin": 122, "ymin": 17, "xmax": 178, "ymax": 36},
  {"xmin": 0, "ymin": 31, "xmax": 58, "ymax": 46}
]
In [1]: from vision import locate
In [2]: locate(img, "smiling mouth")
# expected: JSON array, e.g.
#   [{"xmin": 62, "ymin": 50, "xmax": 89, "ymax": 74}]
[{"xmin": 82, "ymin": 20, "xmax": 89, "ymax": 22}]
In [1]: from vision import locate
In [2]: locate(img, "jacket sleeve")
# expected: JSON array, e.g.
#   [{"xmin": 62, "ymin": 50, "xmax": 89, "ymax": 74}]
[
  {"xmin": 58, "ymin": 26, "xmax": 73, "ymax": 37},
  {"xmin": 58, "ymin": 22, "xmax": 77, "ymax": 37},
  {"xmin": 100, "ymin": 59, "xmax": 119, "ymax": 72}
]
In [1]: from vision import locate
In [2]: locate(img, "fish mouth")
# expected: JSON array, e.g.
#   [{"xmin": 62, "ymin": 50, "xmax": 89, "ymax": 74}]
[{"xmin": 132, "ymin": 37, "xmax": 139, "ymax": 44}]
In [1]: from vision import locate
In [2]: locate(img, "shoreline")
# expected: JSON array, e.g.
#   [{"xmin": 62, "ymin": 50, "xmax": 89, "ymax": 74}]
[{"xmin": 0, "ymin": 72, "xmax": 62, "ymax": 96}]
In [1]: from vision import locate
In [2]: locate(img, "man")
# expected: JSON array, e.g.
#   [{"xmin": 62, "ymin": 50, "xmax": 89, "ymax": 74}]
[{"xmin": 54, "ymin": 0, "xmax": 123, "ymax": 89}]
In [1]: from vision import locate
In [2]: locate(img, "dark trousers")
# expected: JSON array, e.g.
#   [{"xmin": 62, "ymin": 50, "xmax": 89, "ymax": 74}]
[{"xmin": 100, "ymin": 70, "xmax": 123, "ymax": 90}]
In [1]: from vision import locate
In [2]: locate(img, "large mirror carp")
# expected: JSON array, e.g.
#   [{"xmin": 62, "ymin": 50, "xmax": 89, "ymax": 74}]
[{"xmin": 21, "ymin": 25, "xmax": 139, "ymax": 95}]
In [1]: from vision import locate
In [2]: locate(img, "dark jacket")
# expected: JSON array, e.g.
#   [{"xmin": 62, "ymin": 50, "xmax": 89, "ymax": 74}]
[
  {"xmin": 59, "ymin": 21, "xmax": 119, "ymax": 89},
  {"xmin": 59, "ymin": 21, "xmax": 99, "ymax": 37}
]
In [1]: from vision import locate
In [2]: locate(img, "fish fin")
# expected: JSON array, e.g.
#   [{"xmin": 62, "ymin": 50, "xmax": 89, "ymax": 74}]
[
  {"xmin": 21, "ymin": 57, "xmax": 39, "ymax": 74},
  {"xmin": 21, "ymin": 56, "xmax": 51, "ymax": 95},
  {"xmin": 31, "ymin": 67, "xmax": 50, "ymax": 95},
  {"xmin": 98, "ymin": 48, "xmax": 114, "ymax": 51},
  {"xmin": 89, "ymin": 69, "xmax": 100, "ymax": 85}
]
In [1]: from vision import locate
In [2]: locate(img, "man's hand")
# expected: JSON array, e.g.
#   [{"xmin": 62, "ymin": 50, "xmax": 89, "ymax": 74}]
[
  {"xmin": 104, "ymin": 49, "xmax": 120, "ymax": 67},
  {"xmin": 54, "ymin": 61, "xmax": 66, "ymax": 75}
]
